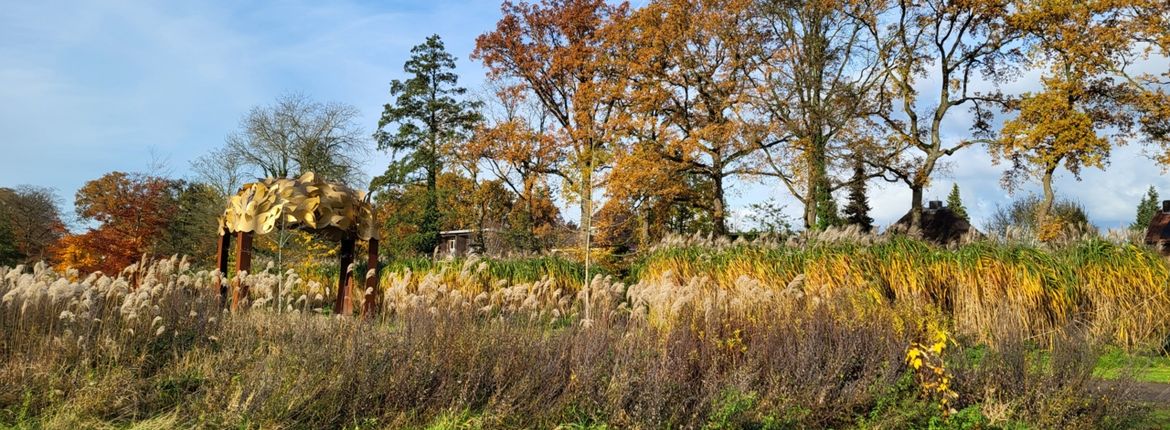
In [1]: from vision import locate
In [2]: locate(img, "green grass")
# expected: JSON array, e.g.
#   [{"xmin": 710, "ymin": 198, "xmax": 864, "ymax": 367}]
[
  {"xmin": 1133, "ymin": 407, "xmax": 1170, "ymax": 429},
  {"xmin": 1094, "ymin": 347, "xmax": 1170, "ymax": 383}
]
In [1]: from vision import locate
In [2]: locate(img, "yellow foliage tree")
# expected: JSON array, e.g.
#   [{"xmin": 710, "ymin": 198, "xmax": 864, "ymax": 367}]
[{"xmin": 990, "ymin": 0, "xmax": 1170, "ymax": 229}]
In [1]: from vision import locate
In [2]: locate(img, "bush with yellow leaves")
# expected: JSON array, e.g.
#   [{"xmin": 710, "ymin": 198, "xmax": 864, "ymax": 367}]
[{"xmin": 906, "ymin": 329, "xmax": 959, "ymax": 416}]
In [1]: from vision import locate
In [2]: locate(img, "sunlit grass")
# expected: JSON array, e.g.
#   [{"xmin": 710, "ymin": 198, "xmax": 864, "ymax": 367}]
[
  {"xmin": 1095, "ymin": 347, "xmax": 1170, "ymax": 383},
  {"xmin": 635, "ymin": 232, "xmax": 1170, "ymax": 350}
]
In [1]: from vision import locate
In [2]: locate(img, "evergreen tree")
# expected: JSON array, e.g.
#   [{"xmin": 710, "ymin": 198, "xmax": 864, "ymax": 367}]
[
  {"xmin": 947, "ymin": 183, "xmax": 969, "ymax": 221},
  {"xmin": 814, "ymin": 188, "xmax": 844, "ymax": 231},
  {"xmin": 842, "ymin": 161, "xmax": 873, "ymax": 232},
  {"xmin": 1131, "ymin": 186, "xmax": 1159, "ymax": 230},
  {"xmin": 0, "ymin": 216, "xmax": 20, "ymax": 267},
  {"xmin": 374, "ymin": 35, "xmax": 482, "ymax": 255}
]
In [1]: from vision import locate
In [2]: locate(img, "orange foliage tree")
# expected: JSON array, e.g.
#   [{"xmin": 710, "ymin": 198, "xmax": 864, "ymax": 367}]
[
  {"xmin": 57, "ymin": 172, "xmax": 180, "ymax": 274},
  {"xmin": 612, "ymin": 0, "xmax": 763, "ymax": 236},
  {"xmin": 466, "ymin": 83, "xmax": 564, "ymax": 251},
  {"xmin": 474, "ymin": 0, "xmax": 631, "ymax": 248}
]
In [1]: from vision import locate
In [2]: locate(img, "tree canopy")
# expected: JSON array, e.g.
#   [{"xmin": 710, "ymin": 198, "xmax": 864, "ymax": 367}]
[{"xmin": 375, "ymin": 34, "xmax": 483, "ymax": 255}]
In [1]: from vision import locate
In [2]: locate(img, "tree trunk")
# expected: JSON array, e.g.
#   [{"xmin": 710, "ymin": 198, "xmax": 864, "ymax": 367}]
[
  {"xmin": 803, "ymin": 186, "xmax": 817, "ymax": 229},
  {"xmin": 423, "ymin": 165, "xmax": 439, "ymax": 254},
  {"xmin": 639, "ymin": 206, "xmax": 651, "ymax": 249},
  {"xmin": 1038, "ymin": 165, "xmax": 1057, "ymax": 229},
  {"xmin": 712, "ymin": 171, "xmax": 728, "ymax": 236},
  {"xmin": 580, "ymin": 152, "xmax": 594, "ymax": 323},
  {"xmin": 524, "ymin": 178, "xmax": 537, "ymax": 251},
  {"xmin": 909, "ymin": 184, "xmax": 924, "ymax": 228},
  {"xmin": 580, "ymin": 161, "xmax": 593, "ymax": 251},
  {"xmin": 804, "ymin": 136, "xmax": 829, "ymax": 230}
]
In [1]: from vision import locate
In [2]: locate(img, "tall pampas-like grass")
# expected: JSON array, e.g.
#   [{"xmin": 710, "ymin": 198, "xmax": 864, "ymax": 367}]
[
  {"xmin": 634, "ymin": 234, "xmax": 1170, "ymax": 350},
  {"xmin": 0, "ymin": 251, "xmax": 1148, "ymax": 428}
]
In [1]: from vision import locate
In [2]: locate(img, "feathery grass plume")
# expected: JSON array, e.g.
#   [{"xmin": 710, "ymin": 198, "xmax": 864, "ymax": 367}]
[
  {"xmin": 634, "ymin": 234, "xmax": 1170, "ymax": 349},
  {"xmin": 0, "ymin": 245, "xmax": 1154, "ymax": 428}
]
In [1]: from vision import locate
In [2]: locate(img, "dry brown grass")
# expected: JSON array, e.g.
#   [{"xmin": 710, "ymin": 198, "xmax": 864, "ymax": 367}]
[{"xmin": 0, "ymin": 255, "xmax": 1148, "ymax": 428}]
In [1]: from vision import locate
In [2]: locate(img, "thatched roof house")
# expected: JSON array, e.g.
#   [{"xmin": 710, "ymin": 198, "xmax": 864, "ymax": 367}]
[
  {"xmin": 1144, "ymin": 201, "xmax": 1170, "ymax": 254},
  {"xmin": 892, "ymin": 200, "xmax": 973, "ymax": 244}
]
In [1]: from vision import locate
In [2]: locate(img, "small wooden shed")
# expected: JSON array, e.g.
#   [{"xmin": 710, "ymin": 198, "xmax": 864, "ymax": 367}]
[
  {"xmin": 434, "ymin": 229, "xmax": 503, "ymax": 259},
  {"xmin": 436, "ymin": 230, "xmax": 473, "ymax": 258}
]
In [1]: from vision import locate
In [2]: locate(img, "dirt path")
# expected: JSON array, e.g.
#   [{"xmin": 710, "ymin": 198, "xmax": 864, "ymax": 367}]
[
  {"xmin": 1127, "ymin": 381, "xmax": 1170, "ymax": 405},
  {"xmin": 1096, "ymin": 380, "xmax": 1170, "ymax": 405}
]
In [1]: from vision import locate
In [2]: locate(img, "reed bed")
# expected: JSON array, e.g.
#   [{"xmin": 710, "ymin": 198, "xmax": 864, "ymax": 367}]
[
  {"xmin": 634, "ymin": 232, "xmax": 1170, "ymax": 351},
  {"xmin": 0, "ymin": 246, "xmax": 1155, "ymax": 428}
]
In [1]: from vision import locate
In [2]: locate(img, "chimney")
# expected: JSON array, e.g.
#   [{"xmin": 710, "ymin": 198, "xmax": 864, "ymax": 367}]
[
  {"xmin": 1163, "ymin": 200, "xmax": 1170, "ymax": 213},
  {"xmin": 928, "ymin": 200, "xmax": 943, "ymax": 211}
]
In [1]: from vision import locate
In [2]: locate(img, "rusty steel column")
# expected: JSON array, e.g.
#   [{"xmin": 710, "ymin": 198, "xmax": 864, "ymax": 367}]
[
  {"xmin": 362, "ymin": 239, "xmax": 381, "ymax": 317},
  {"xmin": 335, "ymin": 238, "xmax": 356, "ymax": 315},
  {"xmin": 215, "ymin": 229, "xmax": 232, "ymax": 307},
  {"xmin": 232, "ymin": 231, "xmax": 253, "ymax": 311}
]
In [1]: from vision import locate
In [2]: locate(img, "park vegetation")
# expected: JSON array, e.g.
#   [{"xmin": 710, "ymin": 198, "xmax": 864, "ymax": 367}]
[{"xmin": 2, "ymin": 0, "xmax": 1170, "ymax": 428}]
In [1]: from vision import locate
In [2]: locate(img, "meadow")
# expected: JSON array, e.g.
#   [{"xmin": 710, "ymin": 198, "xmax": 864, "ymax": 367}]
[{"xmin": 2, "ymin": 231, "xmax": 1170, "ymax": 428}]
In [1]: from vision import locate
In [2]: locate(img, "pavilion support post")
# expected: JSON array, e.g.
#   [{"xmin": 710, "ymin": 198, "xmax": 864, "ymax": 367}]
[
  {"xmin": 362, "ymin": 239, "xmax": 381, "ymax": 317},
  {"xmin": 335, "ymin": 238, "xmax": 356, "ymax": 316},
  {"xmin": 215, "ymin": 229, "xmax": 232, "ymax": 307},
  {"xmin": 232, "ymin": 231, "xmax": 253, "ymax": 312}
]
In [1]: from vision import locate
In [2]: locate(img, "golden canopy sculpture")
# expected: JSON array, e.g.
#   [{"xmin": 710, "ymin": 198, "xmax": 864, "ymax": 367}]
[
  {"xmin": 215, "ymin": 172, "xmax": 380, "ymax": 315},
  {"xmin": 219, "ymin": 172, "xmax": 379, "ymax": 242}
]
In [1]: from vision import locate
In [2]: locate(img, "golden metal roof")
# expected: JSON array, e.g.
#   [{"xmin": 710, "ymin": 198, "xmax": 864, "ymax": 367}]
[{"xmin": 218, "ymin": 172, "xmax": 378, "ymax": 241}]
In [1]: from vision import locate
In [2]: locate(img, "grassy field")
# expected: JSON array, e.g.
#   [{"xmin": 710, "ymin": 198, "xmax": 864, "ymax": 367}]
[{"xmin": 3, "ymin": 233, "xmax": 1170, "ymax": 428}]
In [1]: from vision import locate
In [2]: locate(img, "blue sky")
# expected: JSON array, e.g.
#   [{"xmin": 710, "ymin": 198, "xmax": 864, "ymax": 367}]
[{"xmin": 1, "ymin": 0, "xmax": 1167, "ymax": 231}]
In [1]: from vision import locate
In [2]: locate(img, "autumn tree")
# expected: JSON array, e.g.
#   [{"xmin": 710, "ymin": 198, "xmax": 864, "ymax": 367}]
[
  {"xmin": 467, "ymin": 83, "xmax": 564, "ymax": 251},
  {"xmin": 989, "ymin": 0, "xmax": 1170, "ymax": 228},
  {"xmin": 474, "ymin": 0, "xmax": 631, "ymax": 249},
  {"xmin": 221, "ymin": 93, "xmax": 368, "ymax": 187},
  {"xmin": 614, "ymin": 0, "xmax": 763, "ymax": 236},
  {"xmin": 1131, "ymin": 186, "xmax": 1159, "ymax": 231},
  {"xmin": 750, "ymin": 0, "xmax": 889, "ymax": 230},
  {"xmin": 375, "ymin": 35, "xmax": 482, "ymax": 255},
  {"xmin": 870, "ymin": 0, "xmax": 1021, "ymax": 228},
  {"xmin": 594, "ymin": 196, "xmax": 652, "ymax": 251},
  {"xmin": 447, "ymin": 141, "xmax": 518, "ymax": 253},
  {"xmin": 605, "ymin": 135, "xmax": 713, "ymax": 245},
  {"xmin": 57, "ymin": 172, "xmax": 181, "ymax": 274},
  {"xmin": 0, "ymin": 186, "xmax": 66, "ymax": 264},
  {"xmin": 373, "ymin": 172, "xmax": 516, "ymax": 258}
]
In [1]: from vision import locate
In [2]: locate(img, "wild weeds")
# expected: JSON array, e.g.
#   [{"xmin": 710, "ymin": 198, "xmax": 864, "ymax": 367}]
[{"xmin": 0, "ymin": 246, "xmax": 1152, "ymax": 428}]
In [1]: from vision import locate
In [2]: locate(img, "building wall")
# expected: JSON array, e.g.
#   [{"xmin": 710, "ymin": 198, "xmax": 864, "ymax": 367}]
[
  {"xmin": 437, "ymin": 233, "xmax": 471, "ymax": 259},
  {"xmin": 436, "ymin": 231, "xmax": 508, "ymax": 259}
]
